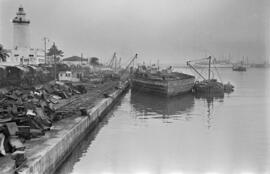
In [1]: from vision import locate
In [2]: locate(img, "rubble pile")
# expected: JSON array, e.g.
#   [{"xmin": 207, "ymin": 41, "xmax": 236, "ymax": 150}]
[{"xmin": 0, "ymin": 81, "xmax": 87, "ymax": 167}]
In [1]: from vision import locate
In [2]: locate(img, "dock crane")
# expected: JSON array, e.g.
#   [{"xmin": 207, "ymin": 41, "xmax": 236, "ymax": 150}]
[
  {"xmin": 187, "ymin": 56, "xmax": 234, "ymax": 93},
  {"xmin": 119, "ymin": 54, "xmax": 138, "ymax": 81},
  {"xmin": 123, "ymin": 53, "xmax": 138, "ymax": 73},
  {"xmin": 186, "ymin": 56, "xmax": 211, "ymax": 81}
]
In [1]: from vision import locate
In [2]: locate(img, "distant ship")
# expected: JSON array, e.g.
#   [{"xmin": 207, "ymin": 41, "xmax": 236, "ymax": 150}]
[
  {"xmin": 250, "ymin": 62, "xmax": 270, "ymax": 68},
  {"xmin": 232, "ymin": 64, "xmax": 246, "ymax": 71},
  {"xmin": 232, "ymin": 60, "xmax": 247, "ymax": 71},
  {"xmin": 194, "ymin": 58, "xmax": 233, "ymax": 68},
  {"xmin": 131, "ymin": 65, "xmax": 195, "ymax": 96}
]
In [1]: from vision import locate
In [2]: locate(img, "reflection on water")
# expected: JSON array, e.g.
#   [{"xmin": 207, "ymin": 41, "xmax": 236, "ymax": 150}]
[
  {"xmin": 130, "ymin": 90, "xmax": 225, "ymax": 128},
  {"xmin": 130, "ymin": 90, "xmax": 195, "ymax": 121},
  {"xmin": 194, "ymin": 92, "xmax": 225, "ymax": 129},
  {"xmin": 56, "ymin": 68, "xmax": 270, "ymax": 174},
  {"xmin": 194, "ymin": 91, "xmax": 224, "ymax": 103}
]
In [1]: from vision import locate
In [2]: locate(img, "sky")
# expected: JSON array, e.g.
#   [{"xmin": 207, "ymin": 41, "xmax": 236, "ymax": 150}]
[{"xmin": 0, "ymin": 0, "xmax": 269, "ymax": 65}]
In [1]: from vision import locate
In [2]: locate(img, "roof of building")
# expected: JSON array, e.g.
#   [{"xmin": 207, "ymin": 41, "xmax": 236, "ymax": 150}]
[{"xmin": 62, "ymin": 56, "xmax": 88, "ymax": 62}]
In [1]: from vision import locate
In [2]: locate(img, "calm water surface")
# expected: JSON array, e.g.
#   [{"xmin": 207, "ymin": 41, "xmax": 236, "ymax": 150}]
[{"xmin": 56, "ymin": 68, "xmax": 270, "ymax": 174}]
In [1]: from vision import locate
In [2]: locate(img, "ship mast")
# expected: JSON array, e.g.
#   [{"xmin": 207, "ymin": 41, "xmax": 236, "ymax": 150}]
[{"xmin": 208, "ymin": 56, "xmax": 211, "ymax": 81}]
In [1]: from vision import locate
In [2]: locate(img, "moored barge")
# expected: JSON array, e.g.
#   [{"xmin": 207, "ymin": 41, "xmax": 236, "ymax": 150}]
[{"xmin": 131, "ymin": 66, "xmax": 195, "ymax": 96}]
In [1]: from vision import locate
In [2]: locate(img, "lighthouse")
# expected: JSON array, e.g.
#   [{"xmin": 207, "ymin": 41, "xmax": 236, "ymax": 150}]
[
  {"xmin": 12, "ymin": 5, "xmax": 30, "ymax": 49},
  {"xmin": 0, "ymin": 5, "xmax": 45, "ymax": 66}
]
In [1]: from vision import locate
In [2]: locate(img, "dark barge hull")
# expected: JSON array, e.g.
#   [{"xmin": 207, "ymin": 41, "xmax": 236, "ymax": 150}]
[
  {"xmin": 131, "ymin": 77, "xmax": 195, "ymax": 96},
  {"xmin": 193, "ymin": 80, "xmax": 224, "ymax": 94},
  {"xmin": 232, "ymin": 66, "xmax": 246, "ymax": 71}
]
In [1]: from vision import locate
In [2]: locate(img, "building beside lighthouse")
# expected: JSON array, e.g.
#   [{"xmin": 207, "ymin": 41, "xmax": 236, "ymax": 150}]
[{"xmin": 1, "ymin": 5, "xmax": 45, "ymax": 65}]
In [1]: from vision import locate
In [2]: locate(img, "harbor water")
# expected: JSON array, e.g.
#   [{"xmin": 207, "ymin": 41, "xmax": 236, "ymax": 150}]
[{"xmin": 56, "ymin": 68, "xmax": 270, "ymax": 174}]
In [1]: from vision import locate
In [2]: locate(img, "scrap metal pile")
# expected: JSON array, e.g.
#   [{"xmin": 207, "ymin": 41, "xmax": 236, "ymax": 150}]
[{"xmin": 0, "ymin": 81, "xmax": 87, "ymax": 167}]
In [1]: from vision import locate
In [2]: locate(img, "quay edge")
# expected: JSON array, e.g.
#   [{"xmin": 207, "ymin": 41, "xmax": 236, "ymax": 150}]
[{"xmin": 16, "ymin": 81, "xmax": 130, "ymax": 174}]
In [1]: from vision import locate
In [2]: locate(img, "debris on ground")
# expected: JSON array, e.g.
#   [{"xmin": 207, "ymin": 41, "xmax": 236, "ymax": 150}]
[
  {"xmin": 0, "ymin": 79, "xmax": 122, "ymax": 170},
  {"xmin": 0, "ymin": 81, "xmax": 89, "ymax": 167}
]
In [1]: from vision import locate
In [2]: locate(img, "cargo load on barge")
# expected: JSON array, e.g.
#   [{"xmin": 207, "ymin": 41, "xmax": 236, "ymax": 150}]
[{"xmin": 131, "ymin": 65, "xmax": 195, "ymax": 96}]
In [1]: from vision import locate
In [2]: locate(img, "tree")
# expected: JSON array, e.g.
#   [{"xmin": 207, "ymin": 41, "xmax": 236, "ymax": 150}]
[
  {"xmin": 47, "ymin": 42, "xmax": 64, "ymax": 63},
  {"xmin": 0, "ymin": 44, "xmax": 9, "ymax": 62},
  {"xmin": 90, "ymin": 57, "xmax": 100, "ymax": 66},
  {"xmin": 47, "ymin": 42, "xmax": 64, "ymax": 80}
]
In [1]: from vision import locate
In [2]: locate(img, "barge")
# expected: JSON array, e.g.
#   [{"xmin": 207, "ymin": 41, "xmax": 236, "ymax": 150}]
[{"xmin": 131, "ymin": 65, "xmax": 195, "ymax": 96}]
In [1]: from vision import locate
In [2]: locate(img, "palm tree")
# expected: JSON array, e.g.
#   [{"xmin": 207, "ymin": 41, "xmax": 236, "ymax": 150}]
[
  {"xmin": 47, "ymin": 42, "xmax": 64, "ymax": 80},
  {"xmin": 0, "ymin": 44, "xmax": 9, "ymax": 62},
  {"xmin": 47, "ymin": 42, "xmax": 64, "ymax": 63}
]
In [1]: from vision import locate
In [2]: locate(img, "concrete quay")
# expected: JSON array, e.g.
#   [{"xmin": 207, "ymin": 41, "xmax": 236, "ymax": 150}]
[{"xmin": 16, "ymin": 81, "xmax": 129, "ymax": 174}]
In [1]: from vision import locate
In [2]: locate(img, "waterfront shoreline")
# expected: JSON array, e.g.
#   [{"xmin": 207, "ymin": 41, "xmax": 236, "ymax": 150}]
[{"xmin": 16, "ymin": 81, "xmax": 129, "ymax": 174}]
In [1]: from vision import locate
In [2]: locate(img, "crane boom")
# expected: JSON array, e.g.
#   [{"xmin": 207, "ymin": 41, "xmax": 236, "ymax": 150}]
[
  {"xmin": 124, "ymin": 53, "xmax": 138, "ymax": 72},
  {"xmin": 186, "ymin": 56, "xmax": 212, "ymax": 81},
  {"xmin": 108, "ymin": 52, "xmax": 116, "ymax": 67},
  {"xmin": 186, "ymin": 61, "xmax": 206, "ymax": 80}
]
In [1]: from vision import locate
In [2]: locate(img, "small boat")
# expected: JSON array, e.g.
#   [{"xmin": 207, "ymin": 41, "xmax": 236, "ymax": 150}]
[
  {"xmin": 187, "ymin": 56, "xmax": 234, "ymax": 94},
  {"xmin": 232, "ymin": 65, "xmax": 246, "ymax": 71},
  {"xmin": 232, "ymin": 59, "xmax": 247, "ymax": 71},
  {"xmin": 131, "ymin": 65, "xmax": 195, "ymax": 96}
]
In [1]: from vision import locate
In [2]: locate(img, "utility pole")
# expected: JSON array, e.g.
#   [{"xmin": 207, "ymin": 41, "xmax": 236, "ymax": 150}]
[
  {"xmin": 81, "ymin": 53, "xmax": 83, "ymax": 65},
  {"xmin": 43, "ymin": 37, "xmax": 49, "ymax": 64},
  {"xmin": 53, "ymin": 42, "xmax": 57, "ymax": 81},
  {"xmin": 208, "ymin": 56, "xmax": 211, "ymax": 81},
  {"xmin": 114, "ymin": 56, "xmax": 117, "ymax": 72}
]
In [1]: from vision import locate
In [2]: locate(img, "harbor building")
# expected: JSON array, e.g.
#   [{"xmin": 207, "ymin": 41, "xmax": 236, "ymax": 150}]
[{"xmin": 0, "ymin": 5, "xmax": 45, "ymax": 65}]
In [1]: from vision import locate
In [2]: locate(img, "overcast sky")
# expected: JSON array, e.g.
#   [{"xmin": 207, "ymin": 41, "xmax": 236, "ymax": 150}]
[{"xmin": 0, "ymin": 0, "xmax": 269, "ymax": 64}]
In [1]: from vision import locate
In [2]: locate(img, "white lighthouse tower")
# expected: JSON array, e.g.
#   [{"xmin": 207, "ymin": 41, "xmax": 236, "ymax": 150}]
[
  {"xmin": 0, "ymin": 5, "xmax": 45, "ymax": 65},
  {"xmin": 12, "ymin": 5, "xmax": 30, "ymax": 49}
]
